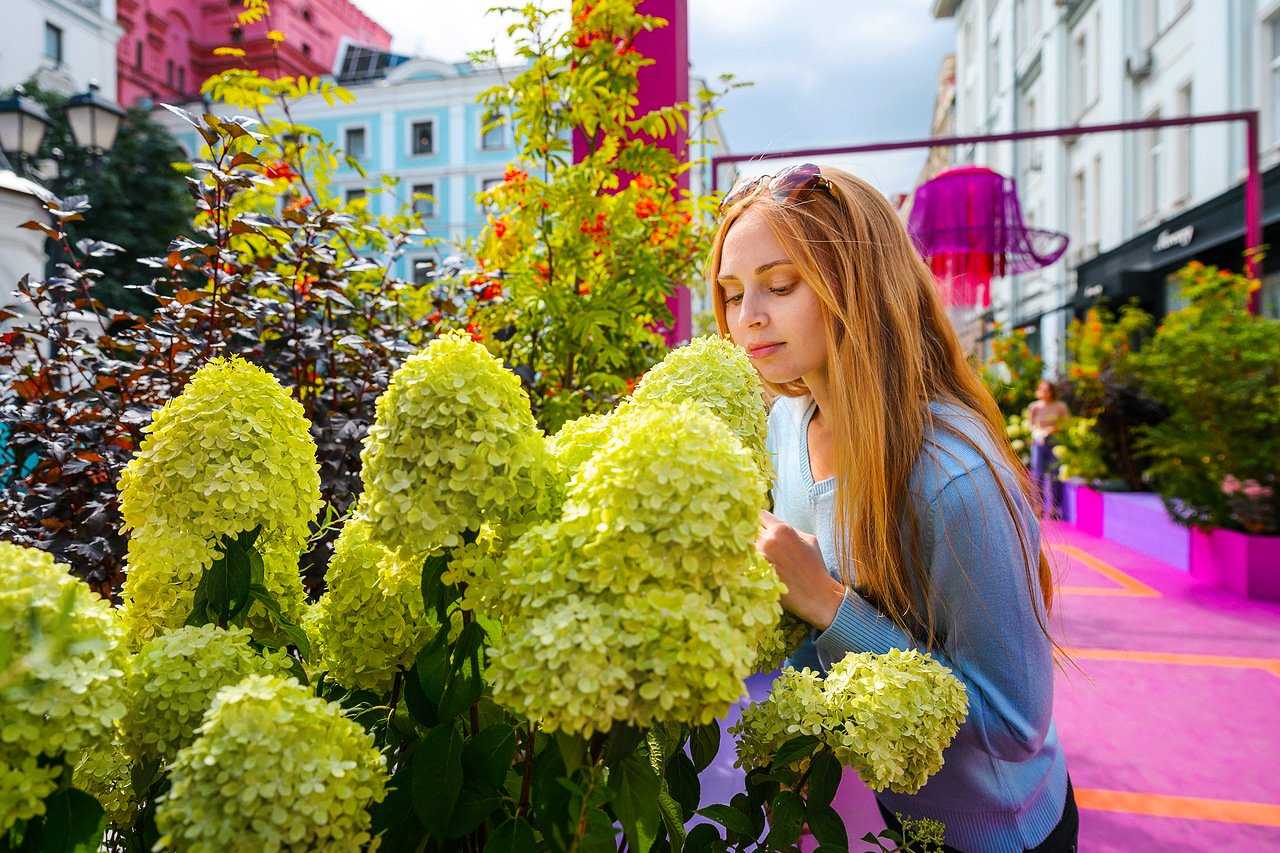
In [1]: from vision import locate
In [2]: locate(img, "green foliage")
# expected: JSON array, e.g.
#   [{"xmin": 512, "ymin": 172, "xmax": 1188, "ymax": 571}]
[
  {"xmin": 1053, "ymin": 417, "xmax": 1109, "ymax": 484},
  {"xmin": 1062, "ymin": 302, "xmax": 1157, "ymax": 489},
  {"xmin": 466, "ymin": 0, "xmax": 727, "ymax": 432},
  {"xmin": 154, "ymin": 674, "xmax": 387, "ymax": 851},
  {"xmin": 1004, "ymin": 413, "xmax": 1031, "ymax": 467},
  {"xmin": 1129, "ymin": 263, "xmax": 1280, "ymax": 533},
  {"xmin": 979, "ymin": 326, "xmax": 1043, "ymax": 417},
  {"xmin": 0, "ymin": 542, "xmax": 124, "ymax": 834}
]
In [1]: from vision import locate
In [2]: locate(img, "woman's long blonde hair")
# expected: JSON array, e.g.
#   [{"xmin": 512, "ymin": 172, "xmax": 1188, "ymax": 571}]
[{"xmin": 708, "ymin": 166, "xmax": 1054, "ymax": 650}]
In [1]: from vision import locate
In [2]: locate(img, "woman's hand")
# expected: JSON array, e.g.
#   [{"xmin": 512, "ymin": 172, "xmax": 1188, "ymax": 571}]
[{"xmin": 756, "ymin": 509, "xmax": 846, "ymax": 631}]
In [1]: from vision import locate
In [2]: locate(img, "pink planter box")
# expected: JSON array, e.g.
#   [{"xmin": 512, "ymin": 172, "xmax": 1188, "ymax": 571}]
[
  {"xmin": 1073, "ymin": 485, "xmax": 1105, "ymax": 537},
  {"xmin": 1190, "ymin": 527, "xmax": 1280, "ymax": 602}
]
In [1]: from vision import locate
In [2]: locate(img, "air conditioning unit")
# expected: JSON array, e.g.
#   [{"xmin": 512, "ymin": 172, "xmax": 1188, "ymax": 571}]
[{"xmin": 1125, "ymin": 49, "xmax": 1153, "ymax": 80}]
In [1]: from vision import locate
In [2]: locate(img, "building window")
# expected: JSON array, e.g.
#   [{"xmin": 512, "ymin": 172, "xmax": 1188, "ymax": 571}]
[
  {"xmin": 1090, "ymin": 154, "xmax": 1102, "ymax": 250},
  {"xmin": 412, "ymin": 257, "xmax": 437, "ymax": 284},
  {"xmin": 344, "ymin": 127, "xmax": 367, "ymax": 161},
  {"xmin": 301, "ymin": 7, "xmax": 313, "ymax": 23},
  {"xmin": 987, "ymin": 34, "xmax": 1001, "ymax": 112},
  {"xmin": 411, "ymin": 121, "xmax": 434, "ymax": 155},
  {"xmin": 481, "ymin": 177, "xmax": 502, "ymax": 192},
  {"xmin": 167, "ymin": 59, "xmax": 175, "ymax": 87},
  {"xmin": 178, "ymin": 66, "xmax": 186, "ymax": 92},
  {"xmin": 345, "ymin": 187, "xmax": 367, "ymax": 204},
  {"xmin": 1072, "ymin": 169, "xmax": 1087, "ymax": 261},
  {"xmin": 135, "ymin": 40, "xmax": 143, "ymax": 70},
  {"xmin": 1072, "ymin": 30, "xmax": 1088, "ymax": 117},
  {"xmin": 302, "ymin": 43, "xmax": 312, "ymax": 58},
  {"xmin": 230, "ymin": 27, "xmax": 243, "ymax": 43},
  {"xmin": 481, "ymin": 111, "xmax": 505, "ymax": 150},
  {"xmin": 1271, "ymin": 16, "xmax": 1280, "ymax": 146},
  {"xmin": 1172, "ymin": 82, "xmax": 1192, "ymax": 205},
  {"xmin": 1141, "ymin": 109, "xmax": 1162, "ymax": 221},
  {"xmin": 412, "ymin": 183, "xmax": 436, "ymax": 219},
  {"xmin": 44, "ymin": 22, "xmax": 63, "ymax": 64}
]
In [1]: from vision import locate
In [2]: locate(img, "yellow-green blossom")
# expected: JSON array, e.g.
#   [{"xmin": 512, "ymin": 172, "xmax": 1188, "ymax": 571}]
[
  {"xmin": 116, "ymin": 357, "xmax": 318, "ymax": 650},
  {"xmin": 155, "ymin": 675, "xmax": 388, "ymax": 852},
  {"xmin": 117, "ymin": 356, "xmax": 321, "ymax": 551},
  {"xmin": 731, "ymin": 649, "xmax": 968, "ymax": 794},
  {"xmin": 73, "ymin": 736, "xmax": 136, "ymax": 828},
  {"xmin": 490, "ymin": 402, "xmax": 779, "ymax": 735},
  {"xmin": 0, "ymin": 542, "xmax": 126, "ymax": 831},
  {"xmin": 627, "ymin": 335, "xmax": 770, "ymax": 484},
  {"xmin": 358, "ymin": 330, "xmax": 559, "ymax": 555},
  {"xmin": 306, "ymin": 517, "xmax": 433, "ymax": 692},
  {"xmin": 121, "ymin": 624, "xmax": 291, "ymax": 764}
]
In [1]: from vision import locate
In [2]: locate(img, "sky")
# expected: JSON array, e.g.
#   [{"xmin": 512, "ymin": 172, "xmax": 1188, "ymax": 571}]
[{"xmin": 349, "ymin": 1, "xmax": 955, "ymax": 198}]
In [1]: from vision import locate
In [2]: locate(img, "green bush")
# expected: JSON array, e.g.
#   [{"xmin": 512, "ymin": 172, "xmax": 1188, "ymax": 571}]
[{"xmin": 1130, "ymin": 262, "xmax": 1280, "ymax": 533}]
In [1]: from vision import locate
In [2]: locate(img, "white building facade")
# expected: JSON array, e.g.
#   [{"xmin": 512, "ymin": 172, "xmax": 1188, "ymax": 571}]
[
  {"xmin": 934, "ymin": 0, "xmax": 1276, "ymax": 372},
  {"xmin": 2, "ymin": 0, "xmax": 122, "ymax": 96}
]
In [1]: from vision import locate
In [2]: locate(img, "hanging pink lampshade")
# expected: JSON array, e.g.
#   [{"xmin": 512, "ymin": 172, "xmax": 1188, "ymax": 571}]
[{"xmin": 907, "ymin": 166, "xmax": 1069, "ymax": 308}]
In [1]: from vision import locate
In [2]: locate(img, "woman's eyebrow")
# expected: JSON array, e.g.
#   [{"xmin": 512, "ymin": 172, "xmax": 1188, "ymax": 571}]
[{"xmin": 717, "ymin": 258, "xmax": 794, "ymax": 284}]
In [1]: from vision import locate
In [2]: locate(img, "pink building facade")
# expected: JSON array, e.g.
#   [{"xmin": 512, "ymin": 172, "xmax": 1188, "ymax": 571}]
[{"xmin": 115, "ymin": 0, "xmax": 390, "ymax": 108}]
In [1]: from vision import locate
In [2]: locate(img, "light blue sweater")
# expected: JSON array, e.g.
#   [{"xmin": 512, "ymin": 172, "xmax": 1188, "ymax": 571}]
[{"xmin": 767, "ymin": 394, "xmax": 1068, "ymax": 853}]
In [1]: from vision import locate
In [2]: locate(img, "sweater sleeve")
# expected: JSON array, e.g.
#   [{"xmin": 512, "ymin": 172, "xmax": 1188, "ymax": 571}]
[{"xmin": 813, "ymin": 467, "xmax": 1055, "ymax": 764}]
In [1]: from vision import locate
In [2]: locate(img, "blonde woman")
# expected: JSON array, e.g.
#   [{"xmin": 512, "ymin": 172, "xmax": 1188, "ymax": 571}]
[{"xmin": 710, "ymin": 164, "xmax": 1077, "ymax": 852}]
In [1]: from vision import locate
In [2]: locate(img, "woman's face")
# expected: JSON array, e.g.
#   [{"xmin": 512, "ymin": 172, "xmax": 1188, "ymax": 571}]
[
  {"xmin": 1036, "ymin": 381, "xmax": 1052, "ymax": 401},
  {"xmin": 718, "ymin": 206, "xmax": 828, "ymax": 385}
]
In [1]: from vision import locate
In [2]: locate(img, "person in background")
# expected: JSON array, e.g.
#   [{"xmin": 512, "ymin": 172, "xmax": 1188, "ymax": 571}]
[{"xmin": 1026, "ymin": 380, "xmax": 1070, "ymax": 519}]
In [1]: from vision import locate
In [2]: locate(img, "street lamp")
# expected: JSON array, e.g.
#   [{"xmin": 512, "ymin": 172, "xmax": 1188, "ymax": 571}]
[
  {"xmin": 64, "ymin": 82, "xmax": 124, "ymax": 155},
  {"xmin": 0, "ymin": 88, "xmax": 51, "ymax": 173}
]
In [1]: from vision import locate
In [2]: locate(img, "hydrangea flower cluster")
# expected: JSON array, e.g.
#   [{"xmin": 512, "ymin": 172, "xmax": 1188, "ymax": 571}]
[
  {"xmin": 0, "ymin": 542, "xmax": 126, "ymax": 831},
  {"xmin": 731, "ymin": 649, "xmax": 968, "ymax": 794},
  {"xmin": 121, "ymin": 624, "xmax": 291, "ymax": 763},
  {"xmin": 489, "ymin": 401, "xmax": 782, "ymax": 735},
  {"xmin": 155, "ymin": 675, "xmax": 388, "ymax": 852},
  {"xmin": 117, "ymin": 357, "xmax": 320, "ymax": 648},
  {"xmin": 546, "ymin": 411, "xmax": 614, "ymax": 480},
  {"xmin": 73, "ymin": 737, "xmax": 137, "ymax": 827},
  {"xmin": 627, "ymin": 335, "xmax": 770, "ymax": 485},
  {"xmin": 750, "ymin": 585, "xmax": 814, "ymax": 675},
  {"xmin": 358, "ymin": 330, "xmax": 559, "ymax": 555},
  {"xmin": 306, "ymin": 517, "xmax": 433, "ymax": 692}
]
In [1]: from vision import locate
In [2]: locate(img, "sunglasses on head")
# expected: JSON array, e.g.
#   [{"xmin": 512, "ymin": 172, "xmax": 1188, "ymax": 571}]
[{"xmin": 717, "ymin": 162, "xmax": 835, "ymax": 216}]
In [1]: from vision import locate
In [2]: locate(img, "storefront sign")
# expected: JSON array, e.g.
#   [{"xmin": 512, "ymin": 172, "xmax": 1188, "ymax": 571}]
[{"xmin": 1153, "ymin": 225, "xmax": 1195, "ymax": 252}]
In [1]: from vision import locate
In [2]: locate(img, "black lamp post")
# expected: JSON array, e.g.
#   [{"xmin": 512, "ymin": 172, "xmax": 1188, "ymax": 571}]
[
  {"xmin": 0, "ymin": 88, "xmax": 52, "ymax": 175},
  {"xmin": 64, "ymin": 82, "xmax": 125, "ymax": 156}
]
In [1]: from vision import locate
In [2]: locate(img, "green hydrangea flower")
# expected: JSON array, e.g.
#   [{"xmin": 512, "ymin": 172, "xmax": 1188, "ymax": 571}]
[
  {"xmin": 306, "ymin": 517, "xmax": 433, "ymax": 692},
  {"xmin": 821, "ymin": 649, "xmax": 968, "ymax": 793},
  {"xmin": 358, "ymin": 330, "xmax": 559, "ymax": 555},
  {"xmin": 0, "ymin": 542, "xmax": 126, "ymax": 832},
  {"xmin": 490, "ymin": 402, "xmax": 780, "ymax": 735},
  {"xmin": 547, "ymin": 411, "xmax": 614, "ymax": 481},
  {"xmin": 73, "ymin": 736, "xmax": 136, "ymax": 828},
  {"xmin": 117, "ymin": 356, "xmax": 321, "ymax": 552},
  {"xmin": 627, "ymin": 335, "xmax": 770, "ymax": 484},
  {"xmin": 119, "ymin": 530, "xmax": 307, "ymax": 652},
  {"xmin": 752, "ymin": 604, "xmax": 813, "ymax": 675},
  {"xmin": 730, "ymin": 649, "xmax": 968, "ymax": 794},
  {"xmin": 116, "ymin": 357, "xmax": 318, "ymax": 650},
  {"xmin": 730, "ymin": 666, "xmax": 828, "ymax": 773},
  {"xmin": 155, "ymin": 675, "xmax": 388, "ymax": 852},
  {"xmin": 121, "ymin": 625, "xmax": 291, "ymax": 764}
]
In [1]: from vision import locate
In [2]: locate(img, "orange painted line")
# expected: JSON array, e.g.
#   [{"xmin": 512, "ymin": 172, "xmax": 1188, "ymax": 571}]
[
  {"xmin": 1076, "ymin": 788, "xmax": 1280, "ymax": 827},
  {"xmin": 1051, "ymin": 544, "xmax": 1161, "ymax": 598},
  {"xmin": 1060, "ymin": 647, "xmax": 1280, "ymax": 679}
]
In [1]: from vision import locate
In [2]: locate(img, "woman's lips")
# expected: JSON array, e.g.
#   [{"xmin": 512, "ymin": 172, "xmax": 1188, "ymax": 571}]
[{"xmin": 748, "ymin": 343, "xmax": 784, "ymax": 359}]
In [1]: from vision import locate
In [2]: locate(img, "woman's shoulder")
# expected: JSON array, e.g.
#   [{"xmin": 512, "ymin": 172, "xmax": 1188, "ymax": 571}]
[{"xmin": 914, "ymin": 401, "xmax": 1020, "ymax": 501}]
